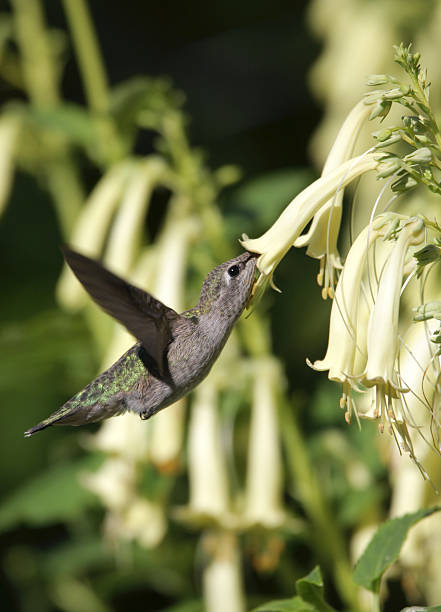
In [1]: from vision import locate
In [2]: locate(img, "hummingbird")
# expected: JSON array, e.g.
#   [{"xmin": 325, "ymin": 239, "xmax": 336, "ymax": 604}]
[{"xmin": 24, "ymin": 247, "xmax": 257, "ymax": 436}]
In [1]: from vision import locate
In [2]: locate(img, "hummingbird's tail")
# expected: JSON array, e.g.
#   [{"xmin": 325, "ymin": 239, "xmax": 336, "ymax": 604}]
[
  {"xmin": 24, "ymin": 395, "xmax": 112, "ymax": 436},
  {"xmin": 24, "ymin": 344, "xmax": 146, "ymax": 436},
  {"xmin": 24, "ymin": 419, "xmax": 57, "ymax": 437},
  {"xmin": 24, "ymin": 365, "xmax": 135, "ymax": 436},
  {"xmin": 24, "ymin": 401, "xmax": 84, "ymax": 436}
]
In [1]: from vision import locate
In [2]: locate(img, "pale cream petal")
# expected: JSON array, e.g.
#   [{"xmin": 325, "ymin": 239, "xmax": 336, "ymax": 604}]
[
  {"xmin": 363, "ymin": 219, "xmax": 425, "ymax": 388},
  {"xmin": 241, "ymin": 153, "xmax": 377, "ymax": 282}
]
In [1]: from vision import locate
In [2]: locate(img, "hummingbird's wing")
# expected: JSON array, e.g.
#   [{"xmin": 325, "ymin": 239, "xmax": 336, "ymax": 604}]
[{"xmin": 62, "ymin": 247, "xmax": 182, "ymax": 378}]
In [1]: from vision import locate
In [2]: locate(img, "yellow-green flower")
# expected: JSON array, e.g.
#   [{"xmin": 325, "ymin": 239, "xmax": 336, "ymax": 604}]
[
  {"xmin": 56, "ymin": 160, "xmax": 134, "ymax": 309},
  {"xmin": 104, "ymin": 156, "xmax": 166, "ymax": 274},
  {"xmin": 243, "ymin": 358, "xmax": 285, "ymax": 528},
  {"xmin": 174, "ymin": 380, "xmax": 234, "ymax": 528},
  {"xmin": 241, "ymin": 153, "xmax": 377, "ymax": 292},
  {"xmin": 0, "ymin": 114, "xmax": 20, "ymax": 218},
  {"xmin": 202, "ymin": 531, "xmax": 245, "ymax": 612},
  {"xmin": 361, "ymin": 218, "xmax": 425, "ymax": 430},
  {"xmin": 81, "ymin": 457, "xmax": 136, "ymax": 512},
  {"xmin": 311, "ymin": 215, "xmax": 426, "ymax": 429},
  {"xmin": 294, "ymin": 101, "xmax": 372, "ymax": 298},
  {"xmin": 310, "ymin": 224, "xmax": 380, "ymax": 421},
  {"xmin": 113, "ymin": 497, "xmax": 167, "ymax": 549}
]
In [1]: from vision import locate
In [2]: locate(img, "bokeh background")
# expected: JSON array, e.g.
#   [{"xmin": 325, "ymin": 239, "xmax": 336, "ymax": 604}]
[{"xmin": 1, "ymin": 1, "xmax": 441, "ymax": 611}]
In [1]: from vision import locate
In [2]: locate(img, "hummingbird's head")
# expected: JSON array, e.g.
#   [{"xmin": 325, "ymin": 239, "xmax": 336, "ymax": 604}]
[{"xmin": 197, "ymin": 251, "xmax": 257, "ymax": 320}]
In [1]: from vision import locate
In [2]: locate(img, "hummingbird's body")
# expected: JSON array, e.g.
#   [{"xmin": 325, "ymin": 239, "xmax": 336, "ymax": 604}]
[{"xmin": 25, "ymin": 248, "xmax": 256, "ymax": 436}]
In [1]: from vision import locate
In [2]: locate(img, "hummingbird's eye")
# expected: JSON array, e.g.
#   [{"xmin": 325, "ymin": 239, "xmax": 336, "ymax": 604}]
[{"xmin": 227, "ymin": 264, "xmax": 240, "ymax": 278}]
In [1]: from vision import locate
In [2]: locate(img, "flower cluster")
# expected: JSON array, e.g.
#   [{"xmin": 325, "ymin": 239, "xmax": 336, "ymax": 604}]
[
  {"xmin": 242, "ymin": 45, "xmax": 441, "ymax": 468},
  {"xmin": 311, "ymin": 216, "xmax": 427, "ymax": 455}
]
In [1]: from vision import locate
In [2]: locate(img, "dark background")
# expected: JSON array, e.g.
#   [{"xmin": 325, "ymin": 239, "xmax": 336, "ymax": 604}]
[
  {"xmin": 0, "ymin": 0, "xmax": 325, "ymax": 485},
  {"xmin": 0, "ymin": 1, "xmax": 337, "ymax": 610}
]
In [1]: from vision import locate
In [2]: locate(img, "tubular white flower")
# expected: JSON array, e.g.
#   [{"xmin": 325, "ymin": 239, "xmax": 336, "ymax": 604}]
[
  {"xmin": 184, "ymin": 381, "xmax": 230, "ymax": 520},
  {"xmin": 81, "ymin": 458, "xmax": 136, "ymax": 511},
  {"xmin": 386, "ymin": 322, "xmax": 441, "ymax": 572},
  {"xmin": 151, "ymin": 208, "xmax": 199, "ymax": 311},
  {"xmin": 87, "ymin": 412, "xmax": 149, "ymax": 462},
  {"xmin": 294, "ymin": 200, "xmax": 343, "ymax": 298},
  {"xmin": 104, "ymin": 156, "xmax": 166, "ymax": 275},
  {"xmin": 119, "ymin": 497, "xmax": 167, "ymax": 548},
  {"xmin": 363, "ymin": 218, "xmax": 425, "ymax": 393},
  {"xmin": 56, "ymin": 160, "xmax": 134, "ymax": 309},
  {"xmin": 0, "ymin": 114, "xmax": 20, "ymax": 218},
  {"xmin": 202, "ymin": 531, "xmax": 245, "ymax": 612},
  {"xmin": 294, "ymin": 101, "xmax": 372, "ymax": 297},
  {"xmin": 243, "ymin": 358, "xmax": 285, "ymax": 528},
  {"xmin": 397, "ymin": 322, "xmax": 440, "ymax": 434},
  {"xmin": 240, "ymin": 153, "xmax": 377, "ymax": 290},
  {"xmin": 149, "ymin": 398, "xmax": 186, "ymax": 473},
  {"xmin": 103, "ymin": 498, "xmax": 167, "ymax": 549},
  {"xmin": 389, "ymin": 322, "xmax": 440, "ymax": 513},
  {"xmin": 322, "ymin": 102, "xmax": 373, "ymax": 175},
  {"xmin": 310, "ymin": 224, "xmax": 380, "ymax": 417},
  {"xmin": 311, "ymin": 215, "xmax": 428, "ymax": 431}
]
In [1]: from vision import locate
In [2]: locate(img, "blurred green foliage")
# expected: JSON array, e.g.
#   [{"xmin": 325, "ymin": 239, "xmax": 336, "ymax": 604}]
[{"xmin": 1, "ymin": 2, "xmax": 440, "ymax": 612}]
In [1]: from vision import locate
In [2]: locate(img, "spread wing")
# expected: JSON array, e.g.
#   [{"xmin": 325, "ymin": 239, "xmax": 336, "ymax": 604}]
[{"xmin": 62, "ymin": 246, "xmax": 182, "ymax": 378}]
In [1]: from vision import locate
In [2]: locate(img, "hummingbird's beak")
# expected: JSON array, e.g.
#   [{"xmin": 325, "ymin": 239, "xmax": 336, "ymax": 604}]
[
  {"xmin": 242, "ymin": 252, "xmax": 259, "ymax": 310},
  {"xmin": 244, "ymin": 251, "xmax": 259, "ymax": 261}
]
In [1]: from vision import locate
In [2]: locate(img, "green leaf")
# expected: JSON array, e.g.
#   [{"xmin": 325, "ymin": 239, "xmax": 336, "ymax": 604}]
[
  {"xmin": 0, "ymin": 455, "xmax": 103, "ymax": 531},
  {"xmin": 42, "ymin": 537, "xmax": 111, "ymax": 577},
  {"xmin": 252, "ymin": 595, "xmax": 314, "ymax": 612},
  {"xmin": 251, "ymin": 567, "xmax": 337, "ymax": 612},
  {"xmin": 296, "ymin": 567, "xmax": 338, "ymax": 612},
  {"xmin": 0, "ymin": 310, "xmax": 95, "ymax": 391},
  {"xmin": 353, "ymin": 507, "xmax": 441, "ymax": 592},
  {"xmin": 24, "ymin": 104, "xmax": 98, "ymax": 150}
]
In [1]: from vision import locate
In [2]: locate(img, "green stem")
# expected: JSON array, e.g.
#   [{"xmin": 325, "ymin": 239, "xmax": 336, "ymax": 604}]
[
  {"xmin": 11, "ymin": 0, "xmax": 84, "ymax": 233},
  {"xmin": 402, "ymin": 163, "xmax": 441, "ymax": 196},
  {"xmin": 61, "ymin": 0, "xmax": 109, "ymax": 114},
  {"xmin": 280, "ymin": 400, "xmax": 363, "ymax": 612},
  {"xmin": 11, "ymin": 0, "xmax": 59, "ymax": 106},
  {"xmin": 45, "ymin": 156, "xmax": 85, "ymax": 238},
  {"xmin": 162, "ymin": 112, "xmax": 194, "ymax": 183},
  {"xmin": 62, "ymin": 0, "xmax": 123, "ymax": 164},
  {"xmin": 410, "ymin": 75, "xmax": 441, "ymax": 151}
]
